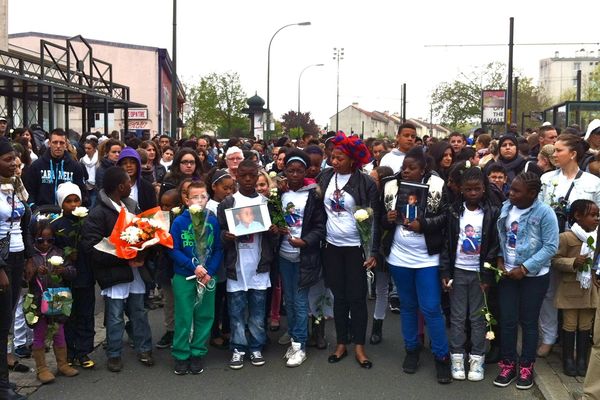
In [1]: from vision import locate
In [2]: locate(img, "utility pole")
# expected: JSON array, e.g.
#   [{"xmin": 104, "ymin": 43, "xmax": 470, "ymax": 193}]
[
  {"xmin": 402, "ymin": 83, "xmax": 407, "ymax": 123},
  {"xmin": 506, "ymin": 17, "xmax": 514, "ymax": 131},
  {"xmin": 171, "ymin": 0, "xmax": 178, "ymax": 138},
  {"xmin": 333, "ymin": 47, "xmax": 344, "ymax": 132},
  {"xmin": 513, "ymin": 76, "xmax": 519, "ymax": 126}
]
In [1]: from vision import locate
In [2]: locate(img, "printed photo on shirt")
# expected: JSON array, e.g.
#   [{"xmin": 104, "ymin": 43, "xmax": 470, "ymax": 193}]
[
  {"xmin": 507, "ymin": 220, "xmax": 518, "ymax": 248},
  {"xmin": 330, "ymin": 189, "xmax": 346, "ymax": 213},
  {"xmin": 225, "ymin": 203, "xmax": 271, "ymax": 237},
  {"xmin": 284, "ymin": 202, "xmax": 303, "ymax": 227},
  {"xmin": 460, "ymin": 224, "xmax": 481, "ymax": 255}
]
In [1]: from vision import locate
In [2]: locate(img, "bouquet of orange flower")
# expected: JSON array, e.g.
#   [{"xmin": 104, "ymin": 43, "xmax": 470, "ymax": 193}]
[{"xmin": 94, "ymin": 207, "xmax": 173, "ymax": 260}]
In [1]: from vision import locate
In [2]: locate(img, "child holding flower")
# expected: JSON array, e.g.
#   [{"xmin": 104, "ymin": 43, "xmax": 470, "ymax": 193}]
[
  {"xmin": 438, "ymin": 166, "xmax": 500, "ymax": 382},
  {"xmin": 169, "ymin": 181, "xmax": 223, "ymax": 375},
  {"xmin": 51, "ymin": 182, "xmax": 95, "ymax": 368},
  {"xmin": 28, "ymin": 218, "xmax": 78, "ymax": 384}
]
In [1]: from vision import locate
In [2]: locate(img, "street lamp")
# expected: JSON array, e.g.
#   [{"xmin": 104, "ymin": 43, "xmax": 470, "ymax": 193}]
[
  {"xmin": 297, "ymin": 63, "xmax": 324, "ymax": 129},
  {"xmin": 266, "ymin": 21, "xmax": 311, "ymax": 139},
  {"xmin": 333, "ymin": 47, "xmax": 344, "ymax": 132}
]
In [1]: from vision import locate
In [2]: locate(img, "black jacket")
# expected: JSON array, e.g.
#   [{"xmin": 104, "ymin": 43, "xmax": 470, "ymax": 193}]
[
  {"xmin": 137, "ymin": 178, "xmax": 158, "ymax": 212},
  {"xmin": 217, "ymin": 193, "xmax": 278, "ymax": 281},
  {"xmin": 81, "ymin": 190, "xmax": 150, "ymax": 290},
  {"xmin": 380, "ymin": 172, "xmax": 447, "ymax": 257},
  {"xmin": 51, "ymin": 213, "xmax": 94, "ymax": 288},
  {"xmin": 24, "ymin": 149, "xmax": 88, "ymax": 208},
  {"xmin": 95, "ymin": 157, "xmax": 116, "ymax": 192},
  {"xmin": 438, "ymin": 199, "xmax": 500, "ymax": 285},
  {"xmin": 141, "ymin": 165, "xmax": 167, "ymax": 185},
  {"xmin": 277, "ymin": 185, "xmax": 326, "ymax": 289},
  {"xmin": 317, "ymin": 168, "xmax": 381, "ymax": 257}
]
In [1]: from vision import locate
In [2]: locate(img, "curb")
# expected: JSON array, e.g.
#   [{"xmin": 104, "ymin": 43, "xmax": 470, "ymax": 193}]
[{"xmin": 536, "ymin": 356, "xmax": 575, "ymax": 400}]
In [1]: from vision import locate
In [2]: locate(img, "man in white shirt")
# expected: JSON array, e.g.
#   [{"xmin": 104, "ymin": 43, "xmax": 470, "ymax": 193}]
[{"xmin": 380, "ymin": 123, "xmax": 418, "ymax": 173}]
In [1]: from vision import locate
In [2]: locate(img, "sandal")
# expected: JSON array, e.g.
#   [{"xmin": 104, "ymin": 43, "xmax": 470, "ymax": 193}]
[{"xmin": 8, "ymin": 360, "xmax": 30, "ymax": 373}]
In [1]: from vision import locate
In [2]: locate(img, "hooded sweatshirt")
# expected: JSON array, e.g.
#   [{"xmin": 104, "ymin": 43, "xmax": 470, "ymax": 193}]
[
  {"xmin": 24, "ymin": 149, "xmax": 87, "ymax": 208},
  {"xmin": 117, "ymin": 147, "xmax": 157, "ymax": 212}
]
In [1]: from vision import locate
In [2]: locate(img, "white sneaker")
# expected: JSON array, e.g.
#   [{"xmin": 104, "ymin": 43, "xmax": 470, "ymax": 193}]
[
  {"xmin": 250, "ymin": 351, "xmax": 266, "ymax": 366},
  {"xmin": 286, "ymin": 341, "xmax": 306, "ymax": 367},
  {"xmin": 468, "ymin": 354, "xmax": 485, "ymax": 381},
  {"xmin": 451, "ymin": 353, "xmax": 466, "ymax": 380},
  {"xmin": 229, "ymin": 349, "xmax": 245, "ymax": 370},
  {"xmin": 283, "ymin": 342, "xmax": 296, "ymax": 359}
]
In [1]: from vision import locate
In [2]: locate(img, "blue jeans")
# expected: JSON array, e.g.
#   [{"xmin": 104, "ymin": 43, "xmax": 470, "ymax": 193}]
[
  {"xmin": 498, "ymin": 274, "xmax": 549, "ymax": 363},
  {"xmin": 389, "ymin": 265, "xmax": 449, "ymax": 358},
  {"xmin": 279, "ymin": 256, "xmax": 309, "ymax": 348},
  {"xmin": 105, "ymin": 294, "xmax": 152, "ymax": 358},
  {"xmin": 227, "ymin": 289, "xmax": 267, "ymax": 353}
]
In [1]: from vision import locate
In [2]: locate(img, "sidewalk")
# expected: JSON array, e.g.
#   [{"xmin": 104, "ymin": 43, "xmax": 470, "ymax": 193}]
[{"xmin": 536, "ymin": 345, "xmax": 584, "ymax": 400}]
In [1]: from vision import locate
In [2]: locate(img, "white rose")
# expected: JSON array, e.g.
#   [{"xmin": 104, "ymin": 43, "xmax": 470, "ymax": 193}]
[
  {"xmin": 48, "ymin": 256, "xmax": 64, "ymax": 266},
  {"xmin": 171, "ymin": 207, "xmax": 181, "ymax": 215},
  {"xmin": 354, "ymin": 209, "xmax": 370, "ymax": 222},
  {"xmin": 189, "ymin": 204, "xmax": 203, "ymax": 214},
  {"xmin": 465, "ymin": 160, "xmax": 471, "ymax": 168},
  {"xmin": 485, "ymin": 313, "xmax": 492, "ymax": 322},
  {"xmin": 269, "ymin": 188, "xmax": 278, "ymax": 197},
  {"xmin": 483, "ymin": 262, "xmax": 493, "ymax": 270},
  {"xmin": 72, "ymin": 206, "xmax": 89, "ymax": 218},
  {"xmin": 551, "ymin": 178, "xmax": 559, "ymax": 187},
  {"xmin": 269, "ymin": 171, "xmax": 277, "ymax": 178},
  {"xmin": 485, "ymin": 331, "xmax": 495, "ymax": 341}
]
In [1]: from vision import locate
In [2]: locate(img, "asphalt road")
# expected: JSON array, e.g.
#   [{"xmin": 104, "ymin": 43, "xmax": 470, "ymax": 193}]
[{"xmin": 29, "ymin": 301, "xmax": 543, "ymax": 400}]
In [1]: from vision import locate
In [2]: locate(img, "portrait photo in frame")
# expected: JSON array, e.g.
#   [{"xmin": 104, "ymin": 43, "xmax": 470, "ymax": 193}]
[{"xmin": 225, "ymin": 203, "xmax": 271, "ymax": 236}]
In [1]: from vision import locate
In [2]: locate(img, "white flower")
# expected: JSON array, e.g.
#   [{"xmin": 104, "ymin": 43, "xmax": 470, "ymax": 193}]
[
  {"xmin": 485, "ymin": 331, "xmax": 495, "ymax": 341},
  {"xmin": 269, "ymin": 171, "xmax": 277, "ymax": 178},
  {"xmin": 551, "ymin": 178, "xmax": 559, "ymax": 187},
  {"xmin": 48, "ymin": 256, "xmax": 64, "ymax": 266},
  {"xmin": 72, "ymin": 206, "xmax": 88, "ymax": 218},
  {"xmin": 120, "ymin": 226, "xmax": 143, "ymax": 244},
  {"xmin": 171, "ymin": 207, "xmax": 181, "ymax": 215},
  {"xmin": 354, "ymin": 209, "xmax": 370, "ymax": 222},
  {"xmin": 189, "ymin": 204, "xmax": 203, "ymax": 214},
  {"xmin": 485, "ymin": 313, "xmax": 492, "ymax": 322},
  {"xmin": 148, "ymin": 219, "xmax": 163, "ymax": 229},
  {"xmin": 483, "ymin": 262, "xmax": 493, "ymax": 270},
  {"xmin": 269, "ymin": 187, "xmax": 278, "ymax": 197},
  {"xmin": 465, "ymin": 160, "xmax": 471, "ymax": 168}
]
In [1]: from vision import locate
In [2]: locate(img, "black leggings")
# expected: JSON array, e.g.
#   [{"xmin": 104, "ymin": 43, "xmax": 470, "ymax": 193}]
[
  {"xmin": 323, "ymin": 243, "xmax": 367, "ymax": 345},
  {"xmin": 0, "ymin": 252, "xmax": 25, "ymax": 389}
]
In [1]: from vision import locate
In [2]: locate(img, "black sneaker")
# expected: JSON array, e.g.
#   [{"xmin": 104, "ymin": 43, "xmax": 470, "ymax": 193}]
[
  {"xmin": 137, "ymin": 351, "xmax": 155, "ymax": 367},
  {"xmin": 14, "ymin": 345, "xmax": 31, "ymax": 358},
  {"xmin": 156, "ymin": 331, "xmax": 174, "ymax": 349},
  {"xmin": 435, "ymin": 356, "xmax": 452, "ymax": 384},
  {"xmin": 190, "ymin": 356, "xmax": 204, "ymax": 374},
  {"xmin": 107, "ymin": 356, "xmax": 123, "ymax": 372},
  {"xmin": 389, "ymin": 297, "xmax": 400, "ymax": 314},
  {"xmin": 174, "ymin": 358, "xmax": 189, "ymax": 375},
  {"xmin": 516, "ymin": 362, "xmax": 535, "ymax": 390},
  {"xmin": 402, "ymin": 348, "xmax": 420, "ymax": 374},
  {"xmin": 493, "ymin": 360, "xmax": 517, "ymax": 387}
]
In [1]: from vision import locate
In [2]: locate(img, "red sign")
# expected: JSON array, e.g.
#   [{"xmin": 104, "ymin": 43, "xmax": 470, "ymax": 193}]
[{"xmin": 128, "ymin": 109, "xmax": 148, "ymax": 120}]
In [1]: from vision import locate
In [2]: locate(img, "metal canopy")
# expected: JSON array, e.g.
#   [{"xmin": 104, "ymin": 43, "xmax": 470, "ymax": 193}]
[{"xmin": 0, "ymin": 34, "xmax": 145, "ymax": 135}]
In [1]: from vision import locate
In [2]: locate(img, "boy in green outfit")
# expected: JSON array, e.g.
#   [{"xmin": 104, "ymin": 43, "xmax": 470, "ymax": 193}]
[{"xmin": 168, "ymin": 181, "xmax": 223, "ymax": 375}]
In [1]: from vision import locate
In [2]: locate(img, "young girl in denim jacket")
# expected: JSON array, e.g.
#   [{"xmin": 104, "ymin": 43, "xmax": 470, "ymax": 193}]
[{"xmin": 494, "ymin": 172, "xmax": 559, "ymax": 390}]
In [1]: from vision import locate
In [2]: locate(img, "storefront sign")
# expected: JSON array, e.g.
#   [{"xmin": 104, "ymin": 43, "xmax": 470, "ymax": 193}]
[{"xmin": 128, "ymin": 109, "xmax": 148, "ymax": 120}]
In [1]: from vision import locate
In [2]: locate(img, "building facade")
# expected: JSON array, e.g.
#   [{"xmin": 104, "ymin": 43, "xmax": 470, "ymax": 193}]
[
  {"xmin": 539, "ymin": 50, "xmax": 600, "ymax": 102},
  {"xmin": 8, "ymin": 32, "xmax": 184, "ymax": 138}
]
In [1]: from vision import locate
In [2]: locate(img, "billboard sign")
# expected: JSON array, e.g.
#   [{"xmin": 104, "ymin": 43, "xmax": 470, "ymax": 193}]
[{"xmin": 482, "ymin": 90, "xmax": 506, "ymax": 125}]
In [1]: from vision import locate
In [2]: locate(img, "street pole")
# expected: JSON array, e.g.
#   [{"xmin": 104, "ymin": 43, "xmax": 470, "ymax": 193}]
[
  {"xmin": 171, "ymin": 0, "xmax": 178, "ymax": 138},
  {"xmin": 514, "ymin": 76, "xmax": 519, "ymax": 127},
  {"xmin": 402, "ymin": 83, "xmax": 407, "ymax": 123},
  {"xmin": 506, "ymin": 17, "xmax": 514, "ymax": 132},
  {"xmin": 266, "ymin": 22, "xmax": 311, "ymax": 141},
  {"xmin": 297, "ymin": 63, "xmax": 324, "ymax": 129},
  {"xmin": 333, "ymin": 48, "xmax": 344, "ymax": 132}
]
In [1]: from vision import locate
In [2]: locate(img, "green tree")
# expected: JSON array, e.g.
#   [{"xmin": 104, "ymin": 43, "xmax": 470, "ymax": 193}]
[
  {"xmin": 585, "ymin": 64, "xmax": 600, "ymax": 100},
  {"xmin": 515, "ymin": 77, "xmax": 552, "ymax": 131},
  {"xmin": 280, "ymin": 110, "xmax": 320, "ymax": 138},
  {"xmin": 431, "ymin": 62, "xmax": 506, "ymax": 130},
  {"xmin": 183, "ymin": 72, "xmax": 248, "ymax": 138}
]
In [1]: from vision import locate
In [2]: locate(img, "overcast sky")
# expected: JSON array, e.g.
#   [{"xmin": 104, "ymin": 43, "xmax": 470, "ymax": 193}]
[{"xmin": 7, "ymin": 0, "xmax": 600, "ymax": 128}]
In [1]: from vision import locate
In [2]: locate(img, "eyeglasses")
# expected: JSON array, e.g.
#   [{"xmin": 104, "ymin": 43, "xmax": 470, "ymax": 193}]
[
  {"xmin": 227, "ymin": 157, "xmax": 243, "ymax": 162},
  {"xmin": 180, "ymin": 160, "xmax": 196, "ymax": 165},
  {"xmin": 190, "ymin": 195, "xmax": 209, "ymax": 201},
  {"xmin": 35, "ymin": 237, "xmax": 55, "ymax": 244}
]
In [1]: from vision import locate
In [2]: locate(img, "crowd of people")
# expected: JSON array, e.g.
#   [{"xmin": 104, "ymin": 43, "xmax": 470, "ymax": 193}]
[{"xmin": 2, "ymin": 115, "xmax": 600, "ymax": 399}]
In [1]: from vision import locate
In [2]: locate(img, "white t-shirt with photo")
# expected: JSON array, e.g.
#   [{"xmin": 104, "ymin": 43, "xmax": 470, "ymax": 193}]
[
  {"xmin": 387, "ymin": 225, "xmax": 439, "ymax": 268},
  {"xmin": 280, "ymin": 190, "xmax": 309, "ymax": 261},
  {"xmin": 324, "ymin": 173, "xmax": 360, "ymax": 247},
  {"xmin": 455, "ymin": 205, "xmax": 484, "ymax": 272},
  {"xmin": 504, "ymin": 205, "xmax": 530, "ymax": 272},
  {"xmin": 227, "ymin": 191, "xmax": 271, "ymax": 292}
]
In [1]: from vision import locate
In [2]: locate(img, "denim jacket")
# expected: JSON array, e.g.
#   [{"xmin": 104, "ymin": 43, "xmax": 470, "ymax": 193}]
[{"xmin": 497, "ymin": 199, "xmax": 559, "ymax": 276}]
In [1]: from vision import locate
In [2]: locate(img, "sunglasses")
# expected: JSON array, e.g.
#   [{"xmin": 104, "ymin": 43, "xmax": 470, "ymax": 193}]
[{"xmin": 35, "ymin": 237, "xmax": 55, "ymax": 244}]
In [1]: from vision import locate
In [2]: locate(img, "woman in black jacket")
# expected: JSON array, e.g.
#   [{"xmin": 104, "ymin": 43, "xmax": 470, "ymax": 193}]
[
  {"xmin": 318, "ymin": 132, "xmax": 380, "ymax": 369},
  {"xmin": 0, "ymin": 139, "xmax": 32, "ymax": 400},
  {"xmin": 159, "ymin": 149, "xmax": 202, "ymax": 198},
  {"xmin": 276, "ymin": 149, "xmax": 325, "ymax": 367},
  {"xmin": 95, "ymin": 139, "xmax": 123, "ymax": 192}
]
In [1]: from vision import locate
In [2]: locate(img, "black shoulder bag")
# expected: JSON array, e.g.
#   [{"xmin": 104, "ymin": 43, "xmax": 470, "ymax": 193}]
[
  {"xmin": 0, "ymin": 194, "xmax": 16, "ymax": 262},
  {"xmin": 554, "ymin": 170, "xmax": 583, "ymax": 233}
]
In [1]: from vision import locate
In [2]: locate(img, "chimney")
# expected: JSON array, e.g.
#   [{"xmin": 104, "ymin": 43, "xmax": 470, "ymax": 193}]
[
  {"xmin": 554, "ymin": 51, "xmax": 559, "ymax": 58},
  {"xmin": 0, "ymin": 0, "xmax": 7, "ymax": 52}
]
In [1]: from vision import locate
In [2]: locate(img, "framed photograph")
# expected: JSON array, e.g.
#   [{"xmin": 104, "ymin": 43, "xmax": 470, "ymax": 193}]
[
  {"xmin": 225, "ymin": 203, "xmax": 271, "ymax": 237},
  {"xmin": 396, "ymin": 181, "xmax": 429, "ymax": 225}
]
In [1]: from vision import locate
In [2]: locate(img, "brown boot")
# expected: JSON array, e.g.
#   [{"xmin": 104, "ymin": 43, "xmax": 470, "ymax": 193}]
[
  {"xmin": 53, "ymin": 346, "xmax": 79, "ymax": 377},
  {"xmin": 32, "ymin": 348, "xmax": 55, "ymax": 384}
]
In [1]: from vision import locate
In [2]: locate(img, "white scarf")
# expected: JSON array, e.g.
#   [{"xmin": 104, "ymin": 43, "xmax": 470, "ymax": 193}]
[
  {"xmin": 570, "ymin": 223, "xmax": 596, "ymax": 289},
  {"xmin": 80, "ymin": 152, "xmax": 98, "ymax": 186}
]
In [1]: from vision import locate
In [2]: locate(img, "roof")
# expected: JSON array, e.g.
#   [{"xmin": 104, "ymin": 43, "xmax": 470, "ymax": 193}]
[{"xmin": 9, "ymin": 32, "xmax": 161, "ymax": 52}]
